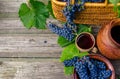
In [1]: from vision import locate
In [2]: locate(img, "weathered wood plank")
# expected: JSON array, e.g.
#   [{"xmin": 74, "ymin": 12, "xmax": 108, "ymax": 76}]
[
  {"xmin": 0, "ymin": 59, "xmax": 72, "ymax": 79},
  {"xmin": 0, "ymin": 0, "xmax": 48, "ymax": 13},
  {"xmin": 0, "ymin": 46, "xmax": 62, "ymax": 58},
  {"xmin": 0, "ymin": 34, "xmax": 58, "ymax": 47},
  {"xmin": 0, "ymin": 34, "xmax": 63, "ymax": 57},
  {"xmin": 0, "ymin": 19, "xmax": 60, "ymax": 34},
  {"xmin": 0, "ymin": 59, "xmax": 119, "ymax": 79},
  {"xmin": 0, "ymin": 2, "xmax": 21, "ymax": 13}
]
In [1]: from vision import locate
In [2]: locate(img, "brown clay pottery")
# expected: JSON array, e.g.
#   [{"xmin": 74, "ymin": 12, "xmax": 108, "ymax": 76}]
[
  {"xmin": 73, "ymin": 54, "xmax": 115, "ymax": 79},
  {"xmin": 97, "ymin": 19, "xmax": 120, "ymax": 59}
]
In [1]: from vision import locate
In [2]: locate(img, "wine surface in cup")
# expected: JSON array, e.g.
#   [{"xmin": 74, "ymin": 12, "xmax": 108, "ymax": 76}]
[{"xmin": 76, "ymin": 34, "xmax": 94, "ymax": 49}]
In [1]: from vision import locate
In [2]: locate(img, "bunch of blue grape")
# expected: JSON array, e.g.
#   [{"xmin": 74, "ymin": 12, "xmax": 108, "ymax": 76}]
[
  {"xmin": 61, "ymin": 0, "xmax": 68, "ymax": 2},
  {"xmin": 62, "ymin": 0, "xmax": 84, "ymax": 29},
  {"xmin": 63, "ymin": 56, "xmax": 112, "ymax": 79},
  {"xmin": 48, "ymin": 23, "xmax": 75, "ymax": 41},
  {"xmin": 48, "ymin": 0, "xmax": 105, "ymax": 41},
  {"xmin": 61, "ymin": 0, "xmax": 104, "ymax": 2},
  {"xmin": 83, "ymin": 0, "xmax": 105, "ymax": 2},
  {"xmin": 75, "ymin": 61, "xmax": 90, "ymax": 79},
  {"xmin": 63, "ymin": 56, "xmax": 79, "ymax": 66}
]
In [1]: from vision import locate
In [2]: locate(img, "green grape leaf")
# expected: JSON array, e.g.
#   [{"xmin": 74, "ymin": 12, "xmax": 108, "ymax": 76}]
[
  {"xmin": 64, "ymin": 66, "xmax": 74, "ymax": 75},
  {"xmin": 77, "ymin": 24, "xmax": 92, "ymax": 34},
  {"xmin": 47, "ymin": 0, "xmax": 56, "ymax": 18},
  {"xmin": 118, "ymin": 77, "xmax": 120, "ymax": 79},
  {"xmin": 117, "ymin": 6, "xmax": 120, "ymax": 18},
  {"xmin": 109, "ymin": 0, "xmax": 120, "ymax": 6},
  {"xmin": 19, "ymin": 0, "xmax": 49, "ymax": 29},
  {"xmin": 109, "ymin": 0, "xmax": 120, "ymax": 11},
  {"xmin": 60, "ymin": 44, "xmax": 89, "ymax": 62},
  {"xmin": 57, "ymin": 36, "xmax": 75, "ymax": 47}
]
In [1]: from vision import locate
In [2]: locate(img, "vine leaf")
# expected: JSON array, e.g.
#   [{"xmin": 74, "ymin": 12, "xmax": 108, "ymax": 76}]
[
  {"xmin": 19, "ymin": 0, "xmax": 49, "ymax": 29},
  {"xmin": 64, "ymin": 66, "xmax": 74, "ymax": 75},
  {"xmin": 57, "ymin": 36, "xmax": 75, "ymax": 47},
  {"xmin": 77, "ymin": 24, "xmax": 92, "ymax": 34},
  {"xmin": 60, "ymin": 44, "xmax": 89, "ymax": 62}
]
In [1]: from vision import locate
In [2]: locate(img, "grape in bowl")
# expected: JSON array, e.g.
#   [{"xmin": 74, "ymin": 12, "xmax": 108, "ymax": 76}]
[{"xmin": 73, "ymin": 54, "xmax": 115, "ymax": 79}]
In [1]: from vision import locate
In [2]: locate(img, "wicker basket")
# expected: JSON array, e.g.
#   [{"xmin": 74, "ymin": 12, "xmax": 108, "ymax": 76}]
[{"xmin": 52, "ymin": 0, "xmax": 120, "ymax": 25}]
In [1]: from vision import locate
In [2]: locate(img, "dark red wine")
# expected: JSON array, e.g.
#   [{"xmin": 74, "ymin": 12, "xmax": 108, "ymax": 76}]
[
  {"xmin": 111, "ymin": 25, "xmax": 120, "ymax": 44},
  {"xmin": 76, "ymin": 34, "xmax": 94, "ymax": 49}
]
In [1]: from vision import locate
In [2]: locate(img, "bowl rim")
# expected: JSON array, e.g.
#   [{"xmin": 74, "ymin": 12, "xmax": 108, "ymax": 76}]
[{"xmin": 73, "ymin": 54, "xmax": 115, "ymax": 79}]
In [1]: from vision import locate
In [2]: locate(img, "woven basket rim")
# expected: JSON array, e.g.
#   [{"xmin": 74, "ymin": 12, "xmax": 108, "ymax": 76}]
[{"xmin": 52, "ymin": 0, "xmax": 120, "ymax": 7}]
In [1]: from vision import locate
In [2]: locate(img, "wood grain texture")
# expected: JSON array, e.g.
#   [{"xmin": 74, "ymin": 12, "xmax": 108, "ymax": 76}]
[
  {"xmin": 0, "ymin": 0, "xmax": 120, "ymax": 79},
  {"xmin": 0, "ymin": 59, "xmax": 72, "ymax": 79},
  {"xmin": 0, "ymin": 34, "xmax": 63, "ymax": 58}
]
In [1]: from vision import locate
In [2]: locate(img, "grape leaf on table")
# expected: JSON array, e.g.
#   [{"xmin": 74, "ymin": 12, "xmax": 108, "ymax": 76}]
[
  {"xmin": 60, "ymin": 44, "xmax": 89, "ymax": 62},
  {"xmin": 19, "ymin": 0, "xmax": 49, "ymax": 29},
  {"xmin": 57, "ymin": 36, "xmax": 75, "ymax": 47},
  {"xmin": 77, "ymin": 24, "xmax": 92, "ymax": 34},
  {"xmin": 64, "ymin": 66, "xmax": 74, "ymax": 75}
]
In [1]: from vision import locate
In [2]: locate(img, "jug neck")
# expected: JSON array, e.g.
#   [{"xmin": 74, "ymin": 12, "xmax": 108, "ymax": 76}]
[{"xmin": 108, "ymin": 19, "xmax": 120, "ymax": 47}]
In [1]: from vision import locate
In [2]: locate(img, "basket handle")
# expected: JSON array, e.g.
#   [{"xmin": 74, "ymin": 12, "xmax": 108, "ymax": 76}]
[{"xmin": 71, "ymin": 0, "xmax": 108, "ymax": 6}]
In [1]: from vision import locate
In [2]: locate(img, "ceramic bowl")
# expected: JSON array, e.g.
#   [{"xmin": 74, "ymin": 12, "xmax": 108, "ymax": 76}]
[{"xmin": 73, "ymin": 54, "xmax": 115, "ymax": 79}]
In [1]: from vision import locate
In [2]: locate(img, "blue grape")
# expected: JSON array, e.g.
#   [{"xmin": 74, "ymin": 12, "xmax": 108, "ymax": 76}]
[
  {"xmin": 91, "ymin": 59, "xmax": 106, "ymax": 69},
  {"xmin": 61, "ymin": 0, "xmax": 68, "ymax": 2},
  {"xmin": 90, "ymin": 0, "xmax": 105, "ymax": 2},
  {"xmin": 82, "ymin": 0, "xmax": 104, "ymax": 2},
  {"xmin": 63, "ymin": 56, "xmax": 79, "ymax": 66},
  {"xmin": 96, "ymin": 60, "xmax": 106, "ymax": 69},
  {"xmin": 87, "ymin": 61, "xmax": 98, "ymax": 78},
  {"xmin": 58, "ymin": 0, "xmax": 69, "ymax": 2},
  {"xmin": 60, "ymin": 0, "xmax": 104, "ymax": 2},
  {"xmin": 99, "ymin": 70, "xmax": 112, "ymax": 79},
  {"xmin": 48, "ymin": 23, "xmax": 75, "ymax": 41},
  {"xmin": 97, "ymin": 76, "xmax": 105, "ymax": 79},
  {"xmin": 63, "ymin": 56, "xmax": 112, "ymax": 79},
  {"xmin": 62, "ymin": 0, "xmax": 84, "ymax": 30},
  {"xmin": 63, "ymin": 60, "xmax": 74, "ymax": 66},
  {"xmin": 75, "ymin": 56, "xmax": 111, "ymax": 79},
  {"xmin": 74, "ymin": 61, "xmax": 89, "ymax": 79},
  {"xmin": 73, "ymin": 56, "xmax": 79, "ymax": 63}
]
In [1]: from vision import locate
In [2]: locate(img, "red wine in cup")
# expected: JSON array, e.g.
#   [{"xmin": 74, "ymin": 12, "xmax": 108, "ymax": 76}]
[{"xmin": 76, "ymin": 33, "xmax": 94, "ymax": 49}]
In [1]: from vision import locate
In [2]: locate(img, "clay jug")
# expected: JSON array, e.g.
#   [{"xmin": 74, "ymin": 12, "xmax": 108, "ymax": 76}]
[{"xmin": 97, "ymin": 19, "xmax": 120, "ymax": 59}]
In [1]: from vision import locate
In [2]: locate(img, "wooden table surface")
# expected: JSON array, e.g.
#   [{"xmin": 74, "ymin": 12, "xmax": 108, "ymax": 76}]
[{"xmin": 0, "ymin": 0, "xmax": 120, "ymax": 79}]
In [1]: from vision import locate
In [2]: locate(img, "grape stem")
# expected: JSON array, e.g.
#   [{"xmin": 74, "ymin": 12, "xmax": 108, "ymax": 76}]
[{"xmin": 73, "ymin": 33, "xmax": 78, "ymax": 36}]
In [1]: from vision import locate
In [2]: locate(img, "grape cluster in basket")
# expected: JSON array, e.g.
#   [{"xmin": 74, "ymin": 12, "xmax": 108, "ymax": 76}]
[
  {"xmin": 61, "ymin": 0, "xmax": 105, "ymax": 2},
  {"xmin": 63, "ymin": 56, "xmax": 112, "ymax": 79},
  {"xmin": 48, "ymin": 0, "xmax": 105, "ymax": 41}
]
